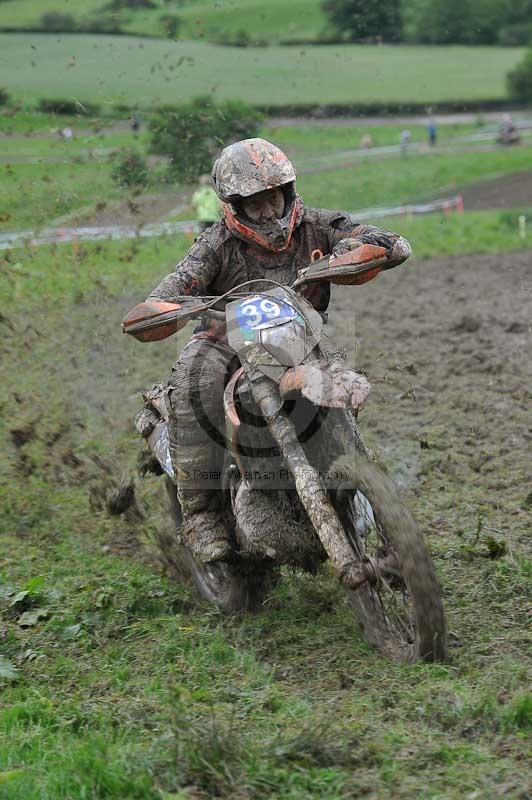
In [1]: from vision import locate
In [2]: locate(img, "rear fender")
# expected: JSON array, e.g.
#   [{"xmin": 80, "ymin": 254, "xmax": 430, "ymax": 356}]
[{"xmin": 279, "ymin": 363, "xmax": 370, "ymax": 409}]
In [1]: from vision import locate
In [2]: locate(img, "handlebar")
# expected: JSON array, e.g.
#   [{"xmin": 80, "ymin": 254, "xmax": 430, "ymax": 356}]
[{"xmin": 122, "ymin": 245, "xmax": 388, "ymax": 341}]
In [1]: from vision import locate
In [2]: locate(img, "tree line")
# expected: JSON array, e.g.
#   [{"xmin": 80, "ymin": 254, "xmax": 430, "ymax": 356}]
[{"xmin": 322, "ymin": 0, "xmax": 532, "ymax": 46}]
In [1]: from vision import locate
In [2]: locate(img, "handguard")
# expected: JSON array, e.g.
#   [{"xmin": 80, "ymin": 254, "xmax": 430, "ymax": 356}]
[
  {"xmin": 293, "ymin": 244, "xmax": 389, "ymax": 288},
  {"xmin": 121, "ymin": 299, "xmax": 207, "ymax": 342}
]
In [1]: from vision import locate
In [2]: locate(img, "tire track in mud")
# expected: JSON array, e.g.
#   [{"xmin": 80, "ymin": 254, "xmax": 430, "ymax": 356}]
[{"xmin": 326, "ymin": 248, "xmax": 532, "ymax": 523}]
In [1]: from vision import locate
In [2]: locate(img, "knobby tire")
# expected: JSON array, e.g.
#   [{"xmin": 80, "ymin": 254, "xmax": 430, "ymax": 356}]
[
  {"xmin": 157, "ymin": 477, "xmax": 276, "ymax": 613},
  {"xmin": 329, "ymin": 452, "xmax": 448, "ymax": 662}
]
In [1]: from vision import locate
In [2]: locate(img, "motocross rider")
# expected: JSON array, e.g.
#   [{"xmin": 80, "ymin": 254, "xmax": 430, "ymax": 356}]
[{"xmin": 145, "ymin": 138, "xmax": 411, "ymax": 563}]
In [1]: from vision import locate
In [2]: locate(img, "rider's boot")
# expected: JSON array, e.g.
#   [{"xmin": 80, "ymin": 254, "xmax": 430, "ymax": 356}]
[{"xmin": 174, "ymin": 464, "xmax": 232, "ymax": 564}]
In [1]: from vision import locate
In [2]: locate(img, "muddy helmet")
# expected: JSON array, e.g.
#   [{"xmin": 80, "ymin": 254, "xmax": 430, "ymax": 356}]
[{"xmin": 211, "ymin": 138, "xmax": 303, "ymax": 252}]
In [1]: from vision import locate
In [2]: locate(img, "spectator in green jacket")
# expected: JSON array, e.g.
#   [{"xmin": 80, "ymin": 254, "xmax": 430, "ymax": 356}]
[{"xmin": 192, "ymin": 175, "xmax": 222, "ymax": 232}]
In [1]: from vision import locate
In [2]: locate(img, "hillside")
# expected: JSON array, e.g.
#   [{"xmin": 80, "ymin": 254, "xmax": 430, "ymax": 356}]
[
  {"xmin": 0, "ymin": 0, "xmax": 327, "ymax": 42},
  {"xmin": 0, "ymin": 34, "xmax": 524, "ymax": 109}
]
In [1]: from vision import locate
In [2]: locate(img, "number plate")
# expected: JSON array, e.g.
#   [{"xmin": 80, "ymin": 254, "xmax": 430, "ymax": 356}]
[{"xmin": 236, "ymin": 295, "xmax": 298, "ymax": 332}]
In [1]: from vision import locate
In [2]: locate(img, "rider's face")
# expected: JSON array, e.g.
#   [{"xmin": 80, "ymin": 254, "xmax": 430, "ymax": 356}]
[{"xmin": 241, "ymin": 187, "xmax": 285, "ymax": 223}]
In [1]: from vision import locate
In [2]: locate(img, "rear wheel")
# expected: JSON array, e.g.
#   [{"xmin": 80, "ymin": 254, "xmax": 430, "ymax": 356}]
[
  {"xmin": 152, "ymin": 477, "xmax": 277, "ymax": 613},
  {"xmin": 328, "ymin": 453, "xmax": 447, "ymax": 662}
]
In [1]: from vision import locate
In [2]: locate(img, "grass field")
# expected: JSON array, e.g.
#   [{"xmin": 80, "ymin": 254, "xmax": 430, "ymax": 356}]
[
  {"xmin": 265, "ymin": 122, "xmax": 486, "ymax": 153},
  {"xmin": 3, "ymin": 116, "xmax": 532, "ymax": 233},
  {"xmin": 131, "ymin": 0, "xmax": 327, "ymax": 41},
  {"xmin": 0, "ymin": 0, "xmax": 327, "ymax": 42},
  {"xmin": 0, "ymin": 108, "xmax": 485, "ymax": 147},
  {"xmin": 0, "ymin": 124, "xmax": 148, "ymax": 159},
  {"xmin": 0, "ymin": 34, "xmax": 525, "ymax": 108},
  {"xmin": 0, "ymin": 112, "xmax": 492, "ymax": 163},
  {"xmin": 296, "ymin": 146, "xmax": 532, "ymax": 210},
  {"xmin": 1, "ymin": 161, "xmax": 124, "ymax": 231},
  {"xmin": 385, "ymin": 208, "xmax": 532, "ymax": 257},
  {"xmin": 0, "ymin": 0, "xmax": 104, "ymax": 29}
]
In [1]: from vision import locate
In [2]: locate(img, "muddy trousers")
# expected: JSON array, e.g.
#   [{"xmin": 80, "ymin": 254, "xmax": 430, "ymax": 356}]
[{"xmin": 168, "ymin": 335, "xmax": 240, "ymax": 517}]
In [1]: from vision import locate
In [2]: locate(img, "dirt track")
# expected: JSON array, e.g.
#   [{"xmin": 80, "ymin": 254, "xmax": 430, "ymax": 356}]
[
  {"xmin": 328, "ymin": 248, "xmax": 531, "ymax": 551},
  {"xmin": 454, "ymin": 169, "xmax": 532, "ymax": 210}
]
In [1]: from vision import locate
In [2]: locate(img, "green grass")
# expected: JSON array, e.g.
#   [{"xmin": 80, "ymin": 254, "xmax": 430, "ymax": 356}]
[
  {"xmin": 0, "ymin": 0, "xmax": 327, "ymax": 42},
  {"xmin": 386, "ymin": 208, "xmax": 532, "ymax": 258},
  {"xmin": 0, "ymin": 34, "xmax": 525, "ymax": 108},
  {"xmin": 0, "ymin": 110, "xmax": 486, "ymax": 156},
  {"xmin": 0, "ymin": 232, "xmax": 530, "ymax": 798},
  {"xmin": 0, "ymin": 160, "xmax": 126, "ymax": 230},
  {"xmin": 0, "ymin": 130, "xmax": 147, "ymax": 159},
  {"xmin": 0, "ymin": 235, "xmax": 192, "ymax": 304},
  {"xmin": 264, "ymin": 121, "xmax": 487, "ymax": 155},
  {"xmin": 0, "ymin": 0, "xmax": 106, "ymax": 29},
  {"xmin": 297, "ymin": 146, "xmax": 532, "ymax": 210},
  {"xmin": 128, "ymin": 0, "xmax": 328, "ymax": 42},
  {"xmin": 0, "ymin": 113, "xmax": 520, "ymax": 176},
  {"xmin": 0, "ymin": 110, "xmax": 150, "ymax": 163},
  {"xmin": 0, "ymin": 110, "xmax": 98, "ymax": 135}
]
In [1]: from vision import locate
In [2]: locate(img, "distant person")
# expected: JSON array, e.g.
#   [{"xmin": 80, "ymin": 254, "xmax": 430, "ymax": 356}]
[
  {"xmin": 400, "ymin": 129, "xmax": 411, "ymax": 157},
  {"xmin": 60, "ymin": 126, "xmax": 73, "ymax": 141},
  {"xmin": 360, "ymin": 133, "xmax": 373, "ymax": 149},
  {"xmin": 192, "ymin": 174, "xmax": 222, "ymax": 232},
  {"xmin": 498, "ymin": 114, "xmax": 520, "ymax": 145},
  {"xmin": 130, "ymin": 114, "xmax": 141, "ymax": 133},
  {"xmin": 502, "ymin": 114, "xmax": 515, "ymax": 133},
  {"xmin": 427, "ymin": 118, "xmax": 437, "ymax": 147}
]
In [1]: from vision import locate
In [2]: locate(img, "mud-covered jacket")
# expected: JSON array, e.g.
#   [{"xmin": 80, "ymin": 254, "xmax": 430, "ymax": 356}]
[{"xmin": 148, "ymin": 207, "xmax": 410, "ymax": 313}]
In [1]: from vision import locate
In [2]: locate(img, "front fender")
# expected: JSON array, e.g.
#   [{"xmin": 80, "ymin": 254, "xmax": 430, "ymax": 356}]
[{"xmin": 279, "ymin": 362, "xmax": 370, "ymax": 409}]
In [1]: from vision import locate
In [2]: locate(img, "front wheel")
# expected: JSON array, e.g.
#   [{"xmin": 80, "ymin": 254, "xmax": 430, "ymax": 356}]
[
  {"xmin": 329, "ymin": 453, "xmax": 447, "ymax": 662},
  {"xmin": 152, "ymin": 477, "xmax": 277, "ymax": 613}
]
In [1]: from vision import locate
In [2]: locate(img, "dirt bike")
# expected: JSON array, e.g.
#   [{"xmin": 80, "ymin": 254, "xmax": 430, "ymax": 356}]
[{"xmin": 123, "ymin": 244, "xmax": 447, "ymax": 662}]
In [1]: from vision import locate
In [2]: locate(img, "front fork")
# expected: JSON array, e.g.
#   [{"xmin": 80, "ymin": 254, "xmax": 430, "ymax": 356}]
[{"xmin": 250, "ymin": 377, "xmax": 368, "ymax": 589}]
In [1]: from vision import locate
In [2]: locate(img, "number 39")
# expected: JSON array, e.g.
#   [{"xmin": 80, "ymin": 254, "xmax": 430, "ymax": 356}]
[{"xmin": 240, "ymin": 299, "xmax": 281, "ymax": 327}]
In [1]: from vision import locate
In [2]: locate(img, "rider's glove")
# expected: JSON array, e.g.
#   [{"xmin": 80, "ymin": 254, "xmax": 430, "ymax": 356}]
[
  {"xmin": 388, "ymin": 236, "xmax": 412, "ymax": 267},
  {"xmin": 332, "ymin": 232, "xmax": 411, "ymax": 268},
  {"xmin": 331, "ymin": 237, "xmax": 364, "ymax": 258}
]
